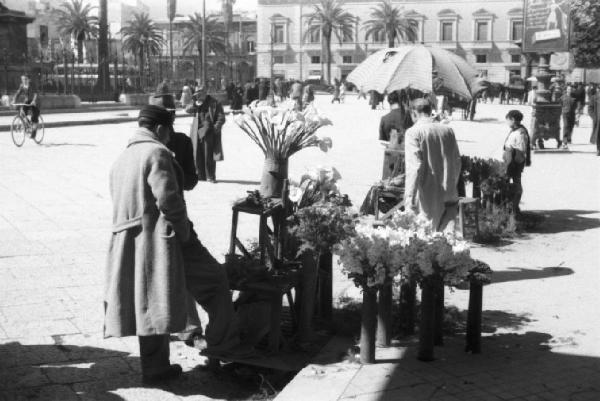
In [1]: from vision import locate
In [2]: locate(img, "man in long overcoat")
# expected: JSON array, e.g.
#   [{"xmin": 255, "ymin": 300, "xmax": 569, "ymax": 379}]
[
  {"xmin": 404, "ymin": 99, "xmax": 462, "ymax": 231},
  {"xmin": 105, "ymin": 105, "xmax": 190, "ymax": 383},
  {"xmin": 186, "ymin": 86, "xmax": 225, "ymax": 182}
]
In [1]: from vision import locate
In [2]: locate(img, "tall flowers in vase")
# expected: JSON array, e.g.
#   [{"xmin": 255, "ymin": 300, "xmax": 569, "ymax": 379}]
[{"xmin": 234, "ymin": 105, "xmax": 333, "ymax": 197}]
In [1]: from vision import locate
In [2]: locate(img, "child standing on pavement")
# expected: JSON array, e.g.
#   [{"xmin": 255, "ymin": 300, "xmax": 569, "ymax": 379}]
[{"xmin": 503, "ymin": 110, "xmax": 531, "ymax": 216}]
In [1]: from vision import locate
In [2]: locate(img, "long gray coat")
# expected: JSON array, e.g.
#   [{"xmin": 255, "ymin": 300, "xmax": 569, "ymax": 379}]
[{"xmin": 104, "ymin": 128, "xmax": 191, "ymax": 338}]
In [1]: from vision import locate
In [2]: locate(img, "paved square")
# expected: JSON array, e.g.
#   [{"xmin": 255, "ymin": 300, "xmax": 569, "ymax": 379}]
[{"xmin": 1, "ymin": 95, "xmax": 599, "ymax": 400}]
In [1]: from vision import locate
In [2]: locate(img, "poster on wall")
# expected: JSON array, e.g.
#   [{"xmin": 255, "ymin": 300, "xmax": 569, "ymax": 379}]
[{"xmin": 523, "ymin": 0, "xmax": 570, "ymax": 53}]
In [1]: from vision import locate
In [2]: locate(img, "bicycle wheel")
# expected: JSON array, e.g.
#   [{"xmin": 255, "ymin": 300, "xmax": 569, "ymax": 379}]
[
  {"xmin": 10, "ymin": 115, "xmax": 26, "ymax": 147},
  {"xmin": 33, "ymin": 115, "xmax": 45, "ymax": 144}
]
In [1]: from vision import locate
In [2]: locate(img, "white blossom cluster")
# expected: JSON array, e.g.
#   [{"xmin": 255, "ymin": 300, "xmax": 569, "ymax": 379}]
[{"xmin": 336, "ymin": 210, "xmax": 484, "ymax": 288}]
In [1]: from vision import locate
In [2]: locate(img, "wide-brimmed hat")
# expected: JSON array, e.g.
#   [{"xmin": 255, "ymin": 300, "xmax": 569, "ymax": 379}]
[
  {"xmin": 138, "ymin": 104, "xmax": 174, "ymax": 127},
  {"xmin": 151, "ymin": 82, "xmax": 176, "ymax": 110}
]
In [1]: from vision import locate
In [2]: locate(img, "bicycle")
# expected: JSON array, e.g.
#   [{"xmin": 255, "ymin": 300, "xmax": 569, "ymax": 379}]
[{"xmin": 11, "ymin": 103, "xmax": 45, "ymax": 147}]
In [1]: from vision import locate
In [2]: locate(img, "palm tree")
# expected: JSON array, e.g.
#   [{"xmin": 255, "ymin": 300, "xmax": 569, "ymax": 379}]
[
  {"xmin": 96, "ymin": 0, "xmax": 110, "ymax": 92},
  {"xmin": 364, "ymin": 0, "xmax": 418, "ymax": 48},
  {"xmin": 304, "ymin": 0, "xmax": 355, "ymax": 84},
  {"xmin": 121, "ymin": 12, "xmax": 163, "ymax": 89},
  {"xmin": 182, "ymin": 13, "xmax": 227, "ymax": 84},
  {"xmin": 53, "ymin": 0, "xmax": 98, "ymax": 64}
]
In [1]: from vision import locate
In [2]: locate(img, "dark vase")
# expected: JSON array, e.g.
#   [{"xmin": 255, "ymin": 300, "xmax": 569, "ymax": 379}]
[
  {"xmin": 398, "ymin": 280, "xmax": 416, "ymax": 335},
  {"xmin": 260, "ymin": 157, "xmax": 288, "ymax": 198},
  {"xmin": 298, "ymin": 250, "xmax": 318, "ymax": 342},
  {"xmin": 377, "ymin": 281, "xmax": 393, "ymax": 347},
  {"xmin": 360, "ymin": 288, "xmax": 378, "ymax": 364},
  {"xmin": 317, "ymin": 251, "xmax": 333, "ymax": 319},
  {"xmin": 418, "ymin": 280, "xmax": 435, "ymax": 361},
  {"xmin": 465, "ymin": 281, "xmax": 483, "ymax": 354}
]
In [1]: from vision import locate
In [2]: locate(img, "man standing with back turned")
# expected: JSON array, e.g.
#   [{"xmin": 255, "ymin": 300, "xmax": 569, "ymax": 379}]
[
  {"xmin": 404, "ymin": 99, "xmax": 462, "ymax": 231},
  {"xmin": 104, "ymin": 105, "xmax": 190, "ymax": 383}
]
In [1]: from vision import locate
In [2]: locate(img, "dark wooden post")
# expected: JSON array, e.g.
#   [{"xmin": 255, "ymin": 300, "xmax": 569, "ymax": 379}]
[
  {"xmin": 465, "ymin": 281, "xmax": 483, "ymax": 354},
  {"xmin": 417, "ymin": 280, "xmax": 435, "ymax": 361},
  {"xmin": 376, "ymin": 282, "xmax": 393, "ymax": 346},
  {"xmin": 318, "ymin": 251, "xmax": 333, "ymax": 319},
  {"xmin": 360, "ymin": 288, "xmax": 377, "ymax": 364}
]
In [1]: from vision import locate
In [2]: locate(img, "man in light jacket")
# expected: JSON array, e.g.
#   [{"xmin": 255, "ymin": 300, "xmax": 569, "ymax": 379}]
[
  {"xmin": 404, "ymin": 99, "xmax": 462, "ymax": 231},
  {"xmin": 105, "ymin": 105, "xmax": 190, "ymax": 383}
]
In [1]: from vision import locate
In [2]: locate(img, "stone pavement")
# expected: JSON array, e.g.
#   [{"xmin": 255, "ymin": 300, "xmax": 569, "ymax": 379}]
[{"xmin": 0, "ymin": 95, "xmax": 599, "ymax": 400}]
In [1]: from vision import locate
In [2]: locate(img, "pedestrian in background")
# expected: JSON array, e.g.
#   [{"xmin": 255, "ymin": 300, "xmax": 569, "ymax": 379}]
[
  {"xmin": 588, "ymin": 86, "xmax": 600, "ymax": 156},
  {"xmin": 560, "ymin": 85, "xmax": 577, "ymax": 148},
  {"xmin": 290, "ymin": 80, "xmax": 303, "ymax": 110},
  {"xmin": 503, "ymin": 110, "xmax": 531, "ymax": 215},
  {"xmin": 379, "ymin": 90, "xmax": 413, "ymax": 145},
  {"xmin": 186, "ymin": 86, "xmax": 226, "ymax": 183},
  {"xmin": 302, "ymin": 84, "xmax": 315, "ymax": 109}
]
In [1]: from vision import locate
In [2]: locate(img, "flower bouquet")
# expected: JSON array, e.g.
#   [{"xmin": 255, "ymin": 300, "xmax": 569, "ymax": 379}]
[
  {"xmin": 286, "ymin": 166, "xmax": 354, "ymax": 340},
  {"xmin": 234, "ymin": 105, "xmax": 333, "ymax": 197},
  {"xmin": 335, "ymin": 210, "xmax": 489, "ymax": 362}
]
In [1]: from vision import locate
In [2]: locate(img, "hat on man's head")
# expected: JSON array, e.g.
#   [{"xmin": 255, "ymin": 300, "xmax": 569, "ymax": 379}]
[
  {"xmin": 138, "ymin": 104, "xmax": 174, "ymax": 127},
  {"xmin": 151, "ymin": 82, "xmax": 176, "ymax": 110}
]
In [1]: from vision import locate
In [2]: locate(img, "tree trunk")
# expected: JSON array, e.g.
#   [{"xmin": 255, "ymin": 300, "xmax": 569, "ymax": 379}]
[
  {"xmin": 63, "ymin": 51, "xmax": 68, "ymax": 95},
  {"xmin": 77, "ymin": 38, "xmax": 84, "ymax": 64},
  {"xmin": 325, "ymin": 36, "xmax": 332, "ymax": 85},
  {"xmin": 96, "ymin": 0, "xmax": 110, "ymax": 93},
  {"xmin": 139, "ymin": 50, "xmax": 144, "ymax": 90},
  {"xmin": 388, "ymin": 32, "xmax": 395, "ymax": 48}
]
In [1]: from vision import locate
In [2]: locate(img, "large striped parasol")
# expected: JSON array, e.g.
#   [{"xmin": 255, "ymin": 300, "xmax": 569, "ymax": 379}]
[{"xmin": 347, "ymin": 45, "xmax": 480, "ymax": 100}]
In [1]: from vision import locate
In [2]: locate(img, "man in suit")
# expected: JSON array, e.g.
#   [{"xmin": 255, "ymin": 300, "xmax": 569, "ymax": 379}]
[
  {"xmin": 379, "ymin": 91, "xmax": 413, "ymax": 144},
  {"xmin": 13, "ymin": 75, "xmax": 40, "ymax": 138},
  {"xmin": 404, "ymin": 99, "xmax": 462, "ymax": 231},
  {"xmin": 186, "ymin": 86, "xmax": 226, "ymax": 183}
]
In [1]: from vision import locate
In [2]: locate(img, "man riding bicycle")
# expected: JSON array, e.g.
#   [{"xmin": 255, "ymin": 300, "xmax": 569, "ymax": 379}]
[{"xmin": 13, "ymin": 75, "xmax": 40, "ymax": 139}]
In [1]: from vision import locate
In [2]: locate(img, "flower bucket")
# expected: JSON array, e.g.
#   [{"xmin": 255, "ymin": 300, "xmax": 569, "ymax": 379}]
[
  {"xmin": 260, "ymin": 157, "xmax": 288, "ymax": 198},
  {"xmin": 418, "ymin": 280, "xmax": 436, "ymax": 362},
  {"xmin": 360, "ymin": 289, "xmax": 378, "ymax": 364}
]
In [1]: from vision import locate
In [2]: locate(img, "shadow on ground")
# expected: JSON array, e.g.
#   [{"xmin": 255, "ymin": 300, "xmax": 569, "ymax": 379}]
[
  {"xmin": 357, "ymin": 331, "xmax": 600, "ymax": 401},
  {"xmin": 0, "ymin": 341, "xmax": 287, "ymax": 400},
  {"xmin": 524, "ymin": 209, "xmax": 600, "ymax": 234},
  {"xmin": 491, "ymin": 266, "xmax": 574, "ymax": 284}
]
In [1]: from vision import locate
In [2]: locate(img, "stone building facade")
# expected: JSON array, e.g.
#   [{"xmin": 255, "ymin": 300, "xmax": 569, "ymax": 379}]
[{"xmin": 256, "ymin": 0, "xmax": 525, "ymax": 84}]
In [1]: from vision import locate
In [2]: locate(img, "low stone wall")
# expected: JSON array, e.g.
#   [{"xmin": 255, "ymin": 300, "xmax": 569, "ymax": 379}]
[
  {"xmin": 119, "ymin": 93, "xmax": 149, "ymax": 106},
  {"xmin": 1, "ymin": 94, "xmax": 81, "ymax": 109},
  {"xmin": 38, "ymin": 94, "xmax": 81, "ymax": 109}
]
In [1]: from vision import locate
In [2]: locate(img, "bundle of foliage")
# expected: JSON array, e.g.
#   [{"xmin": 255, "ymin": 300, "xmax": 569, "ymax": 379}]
[{"xmin": 571, "ymin": 1, "xmax": 600, "ymax": 68}]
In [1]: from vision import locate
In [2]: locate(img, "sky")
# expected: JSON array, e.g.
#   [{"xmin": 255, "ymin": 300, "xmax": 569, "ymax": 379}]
[{"xmin": 141, "ymin": 0, "xmax": 258, "ymax": 19}]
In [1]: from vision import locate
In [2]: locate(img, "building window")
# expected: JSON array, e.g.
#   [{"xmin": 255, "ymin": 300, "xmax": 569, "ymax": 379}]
[
  {"xmin": 308, "ymin": 27, "xmax": 321, "ymax": 44},
  {"xmin": 371, "ymin": 30, "xmax": 385, "ymax": 43},
  {"xmin": 441, "ymin": 22, "xmax": 454, "ymax": 41},
  {"xmin": 476, "ymin": 21, "xmax": 489, "ymax": 41},
  {"xmin": 311, "ymin": 55, "xmax": 320, "ymax": 64},
  {"xmin": 342, "ymin": 30, "xmax": 353, "ymax": 43},
  {"xmin": 272, "ymin": 24, "xmax": 285, "ymax": 44},
  {"xmin": 511, "ymin": 54, "xmax": 520, "ymax": 63},
  {"xmin": 511, "ymin": 20, "xmax": 523, "ymax": 41},
  {"xmin": 273, "ymin": 55, "xmax": 284, "ymax": 64},
  {"xmin": 247, "ymin": 40, "xmax": 255, "ymax": 53},
  {"xmin": 342, "ymin": 55, "xmax": 352, "ymax": 64},
  {"xmin": 476, "ymin": 54, "xmax": 487, "ymax": 63}
]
